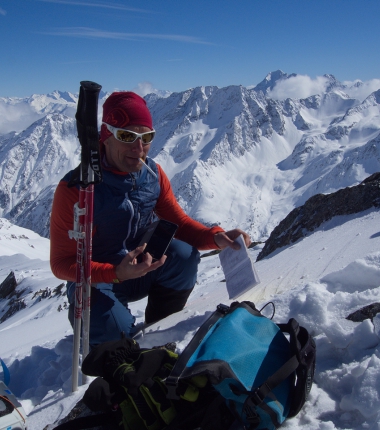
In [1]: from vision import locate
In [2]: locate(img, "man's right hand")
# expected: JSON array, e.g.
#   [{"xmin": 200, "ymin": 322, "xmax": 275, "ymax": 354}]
[{"xmin": 114, "ymin": 244, "xmax": 167, "ymax": 282}]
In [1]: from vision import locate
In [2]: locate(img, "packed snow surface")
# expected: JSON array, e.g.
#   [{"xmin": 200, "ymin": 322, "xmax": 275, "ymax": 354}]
[{"xmin": 1, "ymin": 208, "xmax": 380, "ymax": 429}]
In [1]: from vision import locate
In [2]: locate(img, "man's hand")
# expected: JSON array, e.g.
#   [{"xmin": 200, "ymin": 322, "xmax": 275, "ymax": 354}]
[
  {"xmin": 115, "ymin": 244, "xmax": 167, "ymax": 282},
  {"xmin": 214, "ymin": 229, "xmax": 251, "ymax": 250}
]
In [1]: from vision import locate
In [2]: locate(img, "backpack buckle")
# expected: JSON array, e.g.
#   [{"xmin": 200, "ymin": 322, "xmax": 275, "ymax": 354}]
[
  {"xmin": 165, "ymin": 376, "xmax": 180, "ymax": 400},
  {"xmin": 243, "ymin": 399, "xmax": 261, "ymax": 425},
  {"xmin": 217, "ymin": 303, "xmax": 230, "ymax": 315},
  {"xmin": 248, "ymin": 388, "xmax": 265, "ymax": 406}
]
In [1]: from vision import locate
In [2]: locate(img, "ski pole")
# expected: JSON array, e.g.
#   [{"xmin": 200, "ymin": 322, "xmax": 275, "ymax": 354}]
[{"xmin": 70, "ymin": 81, "xmax": 102, "ymax": 392}]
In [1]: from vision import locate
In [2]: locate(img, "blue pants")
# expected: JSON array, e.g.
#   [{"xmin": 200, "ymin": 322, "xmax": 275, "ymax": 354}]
[{"xmin": 67, "ymin": 239, "xmax": 200, "ymax": 348}]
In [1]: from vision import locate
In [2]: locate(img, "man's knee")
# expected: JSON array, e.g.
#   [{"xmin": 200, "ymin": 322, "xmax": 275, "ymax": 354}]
[{"xmin": 162, "ymin": 240, "xmax": 200, "ymax": 288}]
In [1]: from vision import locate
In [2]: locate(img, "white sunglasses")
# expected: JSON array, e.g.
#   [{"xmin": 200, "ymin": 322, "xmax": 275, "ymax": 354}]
[{"xmin": 104, "ymin": 123, "xmax": 155, "ymax": 145}]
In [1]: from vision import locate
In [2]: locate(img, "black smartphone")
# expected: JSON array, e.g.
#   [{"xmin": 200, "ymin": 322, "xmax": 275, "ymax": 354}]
[{"xmin": 138, "ymin": 219, "xmax": 178, "ymax": 260}]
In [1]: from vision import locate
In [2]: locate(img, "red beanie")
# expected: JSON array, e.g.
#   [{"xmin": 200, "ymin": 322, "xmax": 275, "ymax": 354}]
[{"xmin": 100, "ymin": 92, "xmax": 153, "ymax": 142}]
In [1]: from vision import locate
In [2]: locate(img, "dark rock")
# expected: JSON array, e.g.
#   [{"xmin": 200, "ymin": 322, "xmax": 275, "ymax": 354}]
[
  {"xmin": 31, "ymin": 284, "xmax": 66, "ymax": 301},
  {"xmin": 32, "ymin": 288, "xmax": 52, "ymax": 300},
  {"xmin": 200, "ymin": 249, "xmax": 221, "ymax": 258},
  {"xmin": 200, "ymin": 241, "xmax": 262, "ymax": 258},
  {"xmin": 248, "ymin": 241, "xmax": 263, "ymax": 249},
  {"xmin": 0, "ymin": 271, "xmax": 17, "ymax": 299},
  {"xmin": 0, "ymin": 299, "xmax": 26, "ymax": 323},
  {"xmin": 257, "ymin": 172, "xmax": 380, "ymax": 261},
  {"xmin": 53, "ymin": 283, "xmax": 66, "ymax": 296},
  {"xmin": 346, "ymin": 303, "xmax": 380, "ymax": 322}
]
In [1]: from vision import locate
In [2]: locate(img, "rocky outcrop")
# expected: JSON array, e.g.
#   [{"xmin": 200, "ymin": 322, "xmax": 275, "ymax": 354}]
[
  {"xmin": 257, "ymin": 172, "xmax": 380, "ymax": 260},
  {"xmin": 346, "ymin": 303, "xmax": 380, "ymax": 322},
  {"xmin": 0, "ymin": 271, "xmax": 17, "ymax": 299},
  {"xmin": 0, "ymin": 281, "xmax": 66, "ymax": 324},
  {"xmin": 0, "ymin": 297, "xmax": 26, "ymax": 323}
]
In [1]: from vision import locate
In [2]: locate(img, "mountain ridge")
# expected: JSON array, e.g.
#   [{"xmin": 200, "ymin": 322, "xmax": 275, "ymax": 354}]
[{"xmin": 0, "ymin": 71, "xmax": 379, "ymax": 240}]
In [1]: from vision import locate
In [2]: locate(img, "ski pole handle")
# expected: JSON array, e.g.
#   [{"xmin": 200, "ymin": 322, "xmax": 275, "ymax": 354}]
[{"xmin": 76, "ymin": 81, "xmax": 102, "ymax": 187}]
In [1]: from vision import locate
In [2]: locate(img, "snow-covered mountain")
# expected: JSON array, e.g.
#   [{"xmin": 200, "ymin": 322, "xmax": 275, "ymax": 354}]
[
  {"xmin": 0, "ymin": 91, "xmax": 79, "ymax": 135},
  {"xmin": 0, "ymin": 71, "xmax": 379, "ymax": 240},
  {"xmin": 0, "ymin": 114, "xmax": 80, "ymax": 236}
]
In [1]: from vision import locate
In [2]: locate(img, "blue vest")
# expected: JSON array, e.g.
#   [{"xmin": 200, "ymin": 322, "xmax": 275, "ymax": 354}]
[{"xmin": 64, "ymin": 158, "xmax": 160, "ymax": 265}]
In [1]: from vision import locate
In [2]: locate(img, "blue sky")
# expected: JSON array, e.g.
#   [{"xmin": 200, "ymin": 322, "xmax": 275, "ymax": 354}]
[{"xmin": 1, "ymin": 0, "xmax": 380, "ymax": 98}]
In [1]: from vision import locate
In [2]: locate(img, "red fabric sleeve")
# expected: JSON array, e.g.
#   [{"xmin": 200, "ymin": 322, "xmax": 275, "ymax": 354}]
[
  {"xmin": 50, "ymin": 165, "xmax": 224, "ymax": 283},
  {"xmin": 154, "ymin": 165, "xmax": 224, "ymax": 250},
  {"xmin": 49, "ymin": 182, "xmax": 117, "ymax": 283}
]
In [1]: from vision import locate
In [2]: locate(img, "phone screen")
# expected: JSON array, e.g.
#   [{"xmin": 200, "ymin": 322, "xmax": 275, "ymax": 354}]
[{"xmin": 138, "ymin": 220, "xmax": 178, "ymax": 260}]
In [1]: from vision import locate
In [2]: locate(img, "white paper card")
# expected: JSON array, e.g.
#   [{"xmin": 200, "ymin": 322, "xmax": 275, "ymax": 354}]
[{"xmin": 219, "ymin": 235, "xmax": 260, "ymax": 299}]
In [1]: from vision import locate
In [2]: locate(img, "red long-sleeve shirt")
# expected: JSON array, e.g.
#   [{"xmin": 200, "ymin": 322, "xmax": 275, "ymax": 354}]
[{"xmin": 50, "ymin": 164, "xmax": 224, "ymax": 283}]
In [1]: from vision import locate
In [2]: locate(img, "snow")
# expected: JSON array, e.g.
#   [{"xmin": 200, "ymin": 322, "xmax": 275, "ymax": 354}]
[
  {"xmin": 0, "ymin": 207, "xmax": 380, "ymax": 429},
  {"xmin": 0, "ymin": 73, "xmax": 380, "ymax": 428}
]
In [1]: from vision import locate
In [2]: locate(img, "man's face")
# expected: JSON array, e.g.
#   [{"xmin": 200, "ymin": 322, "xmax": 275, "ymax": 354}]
[{"xmin": 103, "ymin": 125, "xmax": 151, "ymax": 173}]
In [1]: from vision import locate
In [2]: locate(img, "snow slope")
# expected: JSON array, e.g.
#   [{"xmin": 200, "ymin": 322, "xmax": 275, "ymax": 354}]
[{"xmin": 0, "ymin": 207, "xmax": 380, "ymax": 429}]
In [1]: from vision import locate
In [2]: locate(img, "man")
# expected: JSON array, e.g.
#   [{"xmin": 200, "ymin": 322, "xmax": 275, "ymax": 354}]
[{"xmin": 50, "ymin": 91, "xmax": 251, "ymax": 348}]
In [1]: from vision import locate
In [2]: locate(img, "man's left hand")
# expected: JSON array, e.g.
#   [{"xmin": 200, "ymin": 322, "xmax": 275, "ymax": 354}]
[{"xmin": 214, "ymin": 229, "xmax": 251, "ymax": 250}]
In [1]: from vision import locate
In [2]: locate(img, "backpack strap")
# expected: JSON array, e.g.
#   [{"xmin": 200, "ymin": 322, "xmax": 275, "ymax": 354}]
[
  {"xmin": 230, "ymin": 353, "xmax": 299, "ymax": 429},
  {"xmin": 237, "ymin": 318, "xmax": 314, "ymax": 429},
  {"xmin": 67, "ymin": 164, "xmax": 81, "ymax": 188},
  {"xmin": 166, "ymin": 303, "xmax": 230, "ymax": 399},
  {"xmin": 277, "ymin": 319, "xmax": 316, "ymax": 418},
  {"xmin": 247, "ymin": 355, "xmax": 299, "ymax": 406}
]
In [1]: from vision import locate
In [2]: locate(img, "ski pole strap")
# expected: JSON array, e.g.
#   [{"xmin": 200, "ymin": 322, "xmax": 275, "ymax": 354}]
[
  {"xmin": 76, "ymin": 80, "xmax": 102, "ymax": 188},
  {"xmin": 166, "ymin": 303, "xmax": 229, "ymax": 400},
  {"xmin": 0, "ymin": 358, "xmax": 10, "ymax": 386}
]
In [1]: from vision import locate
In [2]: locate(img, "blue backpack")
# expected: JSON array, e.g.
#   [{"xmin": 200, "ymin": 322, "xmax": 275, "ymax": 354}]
[{"xmin": 166, "ymin": 301, "xmax": 316, "ymax": 429}]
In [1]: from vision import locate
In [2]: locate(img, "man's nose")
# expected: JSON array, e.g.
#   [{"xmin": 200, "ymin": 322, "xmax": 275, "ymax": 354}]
[{"xmin": 130, "ymin": 138, "xmax": 144, "ymax": 151}]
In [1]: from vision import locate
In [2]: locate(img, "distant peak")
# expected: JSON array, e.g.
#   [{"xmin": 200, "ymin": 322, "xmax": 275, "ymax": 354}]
[
  {"xmin": 254, "ymin": 70, "xmax": 296, "ymax": 93},
  {"xmin": 46, "ymin": 90, "xmax": 78, "ymax": 103},
  {"xmin": 322, "ymin": 74, "xmax": 346, "ymax": 92},
  {"xmin": 266, "ymin": 70, "xmax": 287, "ymax": 80}
]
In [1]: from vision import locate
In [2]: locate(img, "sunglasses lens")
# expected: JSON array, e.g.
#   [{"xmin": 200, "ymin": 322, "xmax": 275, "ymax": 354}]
[
  {"xmin": 142, "ymin": 131, "xmax": 155, "ymax": 144},
  {"xmin": 116, "ymin": 130, "xmax": 137, "ymax": 143},
  {"xmin": 113, "ymin": 128, "xmax": 155, "ymax": 144}
]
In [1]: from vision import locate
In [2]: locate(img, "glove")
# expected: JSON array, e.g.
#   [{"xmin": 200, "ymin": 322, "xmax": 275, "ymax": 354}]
[
  {"xmin": 82, "ymin": 339, "xmax": 180, "ymax": 429},
  {"xmin": 82, "ymin": 337, "xmax": 140, "ymax": 378},
  {"xmin": 82, "ymin": 338, "xmax": 210, "ymax": 430}
]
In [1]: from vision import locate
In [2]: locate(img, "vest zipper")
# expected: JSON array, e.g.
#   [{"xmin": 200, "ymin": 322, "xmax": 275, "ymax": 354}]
[
  {"xmin": 130, "ymin": 173, "xmax": 136, "ymax": 190},
  {"xmin": 133, "ymin": 212, "xmax": 141, "ymax": 238},
  {"xmin": 123, "ymin": 199, "xmax": 134, "ymax": 250}
]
